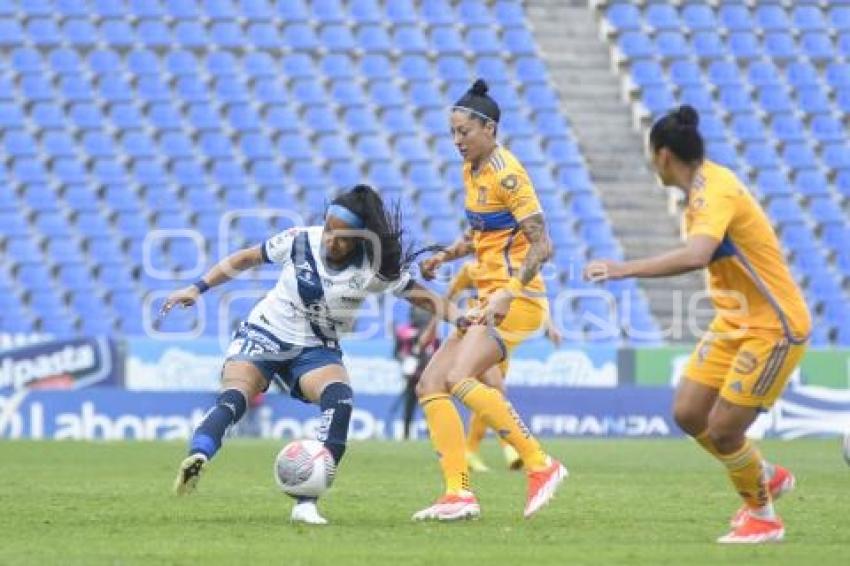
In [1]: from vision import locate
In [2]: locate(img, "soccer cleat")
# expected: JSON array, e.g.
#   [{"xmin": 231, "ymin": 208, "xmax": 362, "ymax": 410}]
[
  {"xmin": 412, "ymin": 492, "xmax": 481, "ymax": 521},
  {"xmin": 173, "ymin": 453, "xmax": 208, "ymax": 495},
  {"xmin": 730, "ymin": 465, "xmax": 796, "ymax": 528},
  {"xmin": 502, "ymin": 445, "xmax": 523, "ymax": 471},
  {"xmin": 717, "ymin": 514, "xmax": 784, "ymax": 544},
  {"xmin": 524, "ymin": 457, "xmax": 568, "ymax": 518},
  {"xmin": 466, "ymin": 451, "xmax": 490, "ymax": 473},
  {"xmin": 290, "ymin": 500, "xmax": 328, "ymax": 525}
]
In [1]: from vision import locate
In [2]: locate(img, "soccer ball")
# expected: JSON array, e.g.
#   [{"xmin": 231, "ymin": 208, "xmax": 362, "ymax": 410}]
[{"xmin": 274, "ymin": 440, "xmax": 336, "ymax": 498}]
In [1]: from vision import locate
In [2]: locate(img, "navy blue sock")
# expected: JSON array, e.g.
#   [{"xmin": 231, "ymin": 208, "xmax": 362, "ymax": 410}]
[
  {"xmin": 189, "ymin": 389, "xmax": 247, "ymax": 459},
  {"xmin": 318, "ymin": 382, "xmax": 353, "ymax": 465}
]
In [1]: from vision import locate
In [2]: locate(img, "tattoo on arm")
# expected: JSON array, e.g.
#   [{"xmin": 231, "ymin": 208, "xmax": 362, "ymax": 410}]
[{"xmin": 516, "ymin": 213, "xmax": 551, "ymax": 286}]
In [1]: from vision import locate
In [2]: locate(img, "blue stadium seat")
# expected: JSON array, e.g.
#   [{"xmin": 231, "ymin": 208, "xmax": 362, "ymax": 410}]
[
  {"xmin": 493, "ymin": 1, "xmax": 524, "ymax": 27},
  {"xmin": 692, "ymin": 32, "xmax": 726, "ymax": 60},
  {"xmin": 822, "ymin": 144, "xmax": 850, "ymax": 170},
  {"xmin": 349, "ymin": 0, "xmax": 381, "ymax": 25},
  {"xmin": 210, "ymin": 22, "xmax": 243, "ymax": 48},
  {"xmin": 811, "ymin": 116, "xmax": 846, "ymax": 144},
  {"xmin": 319, "ymin": 24, "xmax": 357, "ymax": 52},
  {"xmin": 503, "ymin": 28, "xmax": 537, "ymax": 56},
  {"xmin": 825, "ymin": 62, "xmax": 850, "ymax": 90},
  {"xmin": 786, "ymin": 61, "xmax": 821, "ymax": 89},
  {"xmin": 646, "ymin": 4, "xmax": 680, "ymax": 31},
  {"xmin": 732, "ymin": 115, "xmax": 767, "ymax": 143},
  {"xmin": 763, "ymin": 32, "xmax": 798, "ymax": 61},
  {"xmin": 360, "ymin": 54, "xmax": 394, "ymax": 81},
  {"xmin": 174, "ymin": 21, "xmax": 208, "ymax": 48},
  {"xmin": 793, "ymin": 170, "xmax": 831, "ymax": 199},
  {"xmin": 728, "ymin": 32, "xmax": 762, "ymax": 60},
  {"xmin": 781, "ymin": 142, "xmax": 819, "ymax": 171},
  {"xmin": 682, "ymin": 4, "xmax": 716, "ymax": 31},
  {"xmin": 429, "ymin": 26, "xmax": 464, "ymax": 54},
  {"xmin": 756, "ymin": 5, "xmax": 792, "ymax": 31},
  {"xmin": 10, "ymin": 47, "xmax": 43, "ymax": 75},
  {"xmin": 465, "ymin": 27, "xmax": 501, "ymax": 55},
  {"xmin": 357, "ymin": 24, "xmax": 392, "ymax": 52},
  {"xmin": 808, "ymin": 197, "xmax": 845, "ymax": 225},
  {"xmin": 27, "ymin": 18, "xmax": 62, "ymax": 48},
  {"xmin": 100, "ymin": 19, "xmax": 136, "ymax": 48},
  {"xmin": 605, "ymin": 3, "xmax": 641, "ymax": 32},
  {"xmin": 49, "ymin": 49, "xmax": 83, "ymax": 75},
  {"xmin": 395, "ymin": 25, "xmax": 429, "ymax": 54},
  {"xmin": 796, "ymin": 87, "xmax": 831, "ymax": 115},
  {"xmin": 756, "ymin": 169, "xmax": 792, "ymax": 199},
  {"xmin": 748, "ymin": 60, "xmax": 783, "ymax": 88},
  {"xmin": 800, "ymin": 33, "xmax": 835, "ymax": 62},
  {"xmin": 617, "ymin": 32, "xmax": 654, "ymax": 60},
  {"xmin": 138, "ymin": 20, "xmax": 172, "ymax": 49},
  {"xmin": 830, "ymin": 6, "xmax": 850, "ymax": 33}
]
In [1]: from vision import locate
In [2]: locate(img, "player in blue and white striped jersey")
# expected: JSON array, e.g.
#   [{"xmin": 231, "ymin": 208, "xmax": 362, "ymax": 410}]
[{"xmin": 164, "ymin": 185, "xmax": 464, "ymax": 524}]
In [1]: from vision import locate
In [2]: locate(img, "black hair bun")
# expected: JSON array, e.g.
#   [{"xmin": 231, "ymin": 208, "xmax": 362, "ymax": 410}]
[
  {"xmin": 675, "ymin": 105, "xmax": 699, "ymax": 128},
  {"xmin": 470, "ymin": 78, "xmax": 489, "ymax": 97}
]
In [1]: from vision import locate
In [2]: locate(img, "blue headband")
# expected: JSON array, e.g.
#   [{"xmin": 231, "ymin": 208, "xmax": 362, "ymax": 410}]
[{"xmin": 326, "ymin": 204, "xmax": 365, "ymax": 229}]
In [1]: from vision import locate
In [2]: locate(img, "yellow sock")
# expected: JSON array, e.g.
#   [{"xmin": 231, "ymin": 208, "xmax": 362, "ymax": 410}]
[
  {"xmin": 420, "ymin": 393, "xmax": 470, "ymax": 494},
  {"xmin": 695, "ymin": 430, "xmax": 721, "ymax": 458},
  {"xmin": 451, "ymin": 378, "xmax": 548, "ymax": 470},
  {"xmin": 716, "ymin": 440, "xmax": 770, "ymax": 510},
  {"xmin": 466, "ymin": 412, "xmax": 488, "ymax": 453}
]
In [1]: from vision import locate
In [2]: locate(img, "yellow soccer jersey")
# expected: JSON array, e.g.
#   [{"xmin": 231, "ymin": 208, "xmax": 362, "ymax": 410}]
[
  {"xmin": 463, "ymin": 146, "xmax": 546, "ymax": 297},
  {"xmin": 685, "ymin": 160, "xmax": 811, "ymax": 341},
  {"xmin": 447, "ymin": 261, "xmax": 475, "ymax": 300}
]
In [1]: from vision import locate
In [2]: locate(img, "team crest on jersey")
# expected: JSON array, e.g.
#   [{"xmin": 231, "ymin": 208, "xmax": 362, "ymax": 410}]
[
  {"xmin": 500, "ymin": 174, "xmax": 519, "ymax": 191},
  {"xmin": 690, "ymin": 197, "xmax": 706, "ymax": 211},
  {"xmin": 733, "ymin": 351, "xmax": 759, "ymax": 374},
  {"xmin": 477, "ymin": 186, "xmax": 488, "ymax": 204},
  {"xmin": 348, "ymin": 274, "xmax": 366, "ymax": 290}
]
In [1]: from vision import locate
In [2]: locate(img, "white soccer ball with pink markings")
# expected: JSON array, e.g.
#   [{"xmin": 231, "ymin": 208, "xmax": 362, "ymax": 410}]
[{"xmin": 274, "ymin": 440, "xmax": 336, "ymax": 498}]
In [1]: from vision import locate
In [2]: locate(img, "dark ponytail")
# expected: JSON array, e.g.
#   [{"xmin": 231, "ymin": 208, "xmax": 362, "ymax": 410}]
[
  {"xmin": 649, "ymin": 105, "xmax": 705, "ymax": 163},
  {"xmin": 331, "ymin": 185, "xmax": 441, "ymax": 280},
  {"xmin": 453, "ymin": 78, "xmax": 501, "ymax": 127}
]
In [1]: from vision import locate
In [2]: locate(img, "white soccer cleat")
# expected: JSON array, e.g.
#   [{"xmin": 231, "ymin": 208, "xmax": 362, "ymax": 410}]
[
  {"xmin": 173, "ymin": 453, "xmax": 208, "ymax": 495},
  {"xmin": 412, "ymin": 492, "xmax": 481, "ymax": 521},
  {"xmin": 291, "ymin": 501, "xmax": 328, "ymax": 526}
]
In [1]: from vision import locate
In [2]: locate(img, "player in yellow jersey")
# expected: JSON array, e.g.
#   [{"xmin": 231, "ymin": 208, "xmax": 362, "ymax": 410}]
[
  {"xmin": 418, "ymin": 261, "xmax": 563, "ymax": 472},
  {"xmin": 585, "ymin": 106, "xmax": 811, "ymax": 543},
  {"xmin": 411, "ymin": 80, "xmax": 567, "ymax": 521}
]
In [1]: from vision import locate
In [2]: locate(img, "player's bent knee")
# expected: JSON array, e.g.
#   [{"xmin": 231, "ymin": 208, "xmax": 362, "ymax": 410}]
[
  {"xmin": 705, "ymin": 426, "xmax": 745, "ymax": 454},
  {"xmin": 672, "ymin": 404, "xmax": 706, "ymax": 437}
]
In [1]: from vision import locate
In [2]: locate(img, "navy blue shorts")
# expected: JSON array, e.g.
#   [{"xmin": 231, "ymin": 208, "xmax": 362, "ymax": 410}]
[{"xmin": 225, "ymin": 322, "xmax": 344, "ymax": 403}]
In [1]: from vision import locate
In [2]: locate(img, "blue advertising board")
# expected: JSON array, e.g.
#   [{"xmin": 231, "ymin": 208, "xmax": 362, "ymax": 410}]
[{"xmin": 0, "ymin": 386, "xmax": 676, "ymax": 440}]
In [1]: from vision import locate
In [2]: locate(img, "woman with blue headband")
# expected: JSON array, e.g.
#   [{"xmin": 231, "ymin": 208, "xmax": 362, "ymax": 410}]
[{"xmin": 162, "ymin": 184, "xmax": 462, "ymax": 525}]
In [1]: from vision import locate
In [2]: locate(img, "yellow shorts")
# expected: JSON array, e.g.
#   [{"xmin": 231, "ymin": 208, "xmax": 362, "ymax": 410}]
[
  {"xmin": 458, "ymin": 296, "xmax": 547, "ymax": 376},
  {"xmin": 683, "ymin": 330, "xmax": 807, "ymax": 409}
]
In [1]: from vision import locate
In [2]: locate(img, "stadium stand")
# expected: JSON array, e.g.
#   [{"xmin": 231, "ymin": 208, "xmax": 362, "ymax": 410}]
[
  {"xmin": 597, "ymin": 0, "xmax": 850, "ymax": 346},
  {"xmin": 0, "ymin": 0, "xmax": 656, "ymax": 341}
]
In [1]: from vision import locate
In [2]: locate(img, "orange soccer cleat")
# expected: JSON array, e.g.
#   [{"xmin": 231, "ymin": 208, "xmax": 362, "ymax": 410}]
[
  {"xmin": 524, "ymin": 457, "xmax": 568, "ymax": 518},
  {"xmin": 718, "ymin": 513, "xmax": 785, "ymax": 544},
  {"xmin": 730, "ymin": 464, "xmax": 795, "ymax": 528}
]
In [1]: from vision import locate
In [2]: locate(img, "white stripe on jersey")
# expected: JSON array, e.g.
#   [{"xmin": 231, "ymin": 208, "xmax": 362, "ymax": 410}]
[{"xmin": 246, "ymin": 226, "xmax": 411, "ymax": 347}]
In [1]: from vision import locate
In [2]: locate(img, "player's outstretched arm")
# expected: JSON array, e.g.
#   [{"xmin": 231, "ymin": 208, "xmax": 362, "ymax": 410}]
[
  {"xmin": 161, "ymin": 245, "xmax": 265, "ymax": 313},
  {"xmin": 584, "ymin": 235, "xmax": 719, "ymax": 282},
  {"xmin": 401, "ymin": 280, "xmax": 469, "ymax": 329},
  {"xmin": 419, "ymin": 229, "xmax": 474, "ymax": 280}
]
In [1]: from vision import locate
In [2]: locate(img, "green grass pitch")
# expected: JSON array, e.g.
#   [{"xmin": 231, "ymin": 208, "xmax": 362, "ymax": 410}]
[{"xmin": 1, "ymin": 439, "xmax": 846, "ymax": 565}]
